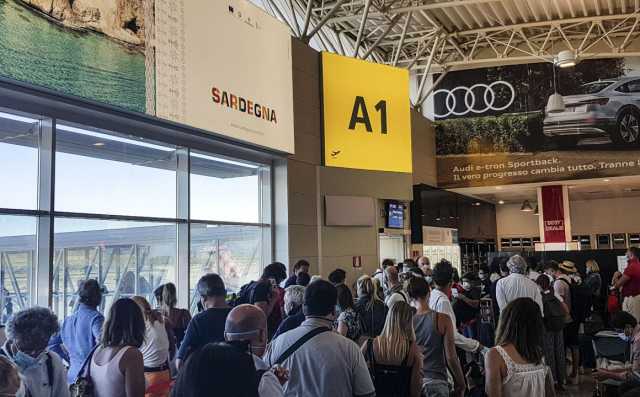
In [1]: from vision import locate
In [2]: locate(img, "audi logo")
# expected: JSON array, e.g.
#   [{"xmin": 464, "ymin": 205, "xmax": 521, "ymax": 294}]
[{"xmin": 429, "ymin": 81, "xmax": 515, "ymax": 118}]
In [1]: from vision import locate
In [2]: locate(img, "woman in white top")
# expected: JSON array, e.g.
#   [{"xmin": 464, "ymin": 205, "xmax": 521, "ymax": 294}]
[
  {"xmin": 485, "ymin": 297, "xmax": 556, "ymax": 397},
  {"xmin": 90, "ymin": 298, "xmax": 145, "ymax": 397},
  {"xmin": 133, "ymin": 296, "xmax": 174, "ymax": 397}
]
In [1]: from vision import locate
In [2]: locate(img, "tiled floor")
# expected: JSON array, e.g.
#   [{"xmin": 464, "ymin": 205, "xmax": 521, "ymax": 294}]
[{"xmin": 559, "ymin": 375, "xmax": 596, "ymax": 397}]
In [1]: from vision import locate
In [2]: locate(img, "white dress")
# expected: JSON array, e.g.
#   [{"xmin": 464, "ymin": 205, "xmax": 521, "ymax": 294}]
[{"xmin": 496, "ymin": 345, "xmax": 549, "ymax": 396}]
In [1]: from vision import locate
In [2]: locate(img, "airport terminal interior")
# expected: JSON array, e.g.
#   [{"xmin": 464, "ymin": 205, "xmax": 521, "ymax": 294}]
[{"xmin": 3, "ymin": 0, "xmax": 640, "ymax": 396}]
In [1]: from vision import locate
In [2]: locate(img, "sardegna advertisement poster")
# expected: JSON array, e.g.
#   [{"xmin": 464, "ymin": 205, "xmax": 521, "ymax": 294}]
[
  {"xmin": 431, "ymin": 57, "xmax": 640, "ymax": 188},
  {"xmin": 0, "ymin": 0, "xmax": 294, "ymax": 153}
]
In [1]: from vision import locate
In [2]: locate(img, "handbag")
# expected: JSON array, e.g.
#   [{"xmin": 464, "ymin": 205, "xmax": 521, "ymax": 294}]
[{"xmin": 69, "ymin": 346, "xmax": 99, "ymax": 397}]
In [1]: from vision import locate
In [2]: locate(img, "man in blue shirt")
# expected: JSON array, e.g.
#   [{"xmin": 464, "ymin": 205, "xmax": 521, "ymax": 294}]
[
  {"xmin": 50, "ymin": 279, "xmax": 104, "ymax": 384},
  {"xmin": 176, "ymin": 273, "xmax": 231, "ymax": 369}
]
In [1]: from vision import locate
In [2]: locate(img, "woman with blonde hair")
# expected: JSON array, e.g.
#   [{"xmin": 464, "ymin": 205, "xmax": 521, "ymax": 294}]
[
  {"xmin": 132, "ymin": 296, "xmax": 174, "ymax": 397},
  {"xmin": 355, "ymin": 275, "xmax": 387, "ymax": 339},
  {"xmin": 361, "ymin": 301, "xmax": 422, "ymax": 397},
  {"xmin": 585, "ymin": 259, "xmax": 602, "ymax": 298}
]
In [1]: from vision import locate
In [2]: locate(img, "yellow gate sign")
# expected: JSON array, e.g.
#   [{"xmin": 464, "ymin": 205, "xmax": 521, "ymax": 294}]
[{"xmin": 322, "ymin": 52, "xmax": 412, "ymax": 173}]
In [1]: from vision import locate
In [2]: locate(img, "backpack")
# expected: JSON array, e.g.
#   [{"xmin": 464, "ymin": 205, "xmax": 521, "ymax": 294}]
[
  {"xmin": 541, "ymin": 293, "xmax": 566, "ymax": 332},
  {"xmin": 231, "ymin": 281, "xmax": 257, "ymax": 306},
  {"xmin": 557, "ymin": 278, "xmax": 592, "ymax": 323},
  {"xmin": 365, "ymin": 339, "xmax": 412, "ymax": 397}
]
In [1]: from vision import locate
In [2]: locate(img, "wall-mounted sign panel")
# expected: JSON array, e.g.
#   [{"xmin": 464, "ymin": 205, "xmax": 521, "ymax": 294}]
[
  {"xmin": 431, "ymin": 57, "xmax": 640, "ymax": 188},
  {"xmin": 0, "ymin": 0, "xmax": 294, "ymax": 153},
  {"xmin": 155, "ymin": 0, "xmax": 295, "ymax": 153},
  {"xmin": 322, "ymin": 52, "xmax": 412, "ymax": 173}
]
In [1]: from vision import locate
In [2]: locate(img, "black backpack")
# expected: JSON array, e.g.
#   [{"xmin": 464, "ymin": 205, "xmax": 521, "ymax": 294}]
[
  {"xmin": 365, "ymin": 339, "xmax": 412, "ymax": 397},
  {"xmin": 541, "ymin": 292, "xmax": 566, "ymax": 332},
  {"xmin": 558, "ymin": 278, "xmax": 592, "ymax": 323},
  {"xmin": 230, "ymin": 281, "xmax": 257, "ymax": 306}
]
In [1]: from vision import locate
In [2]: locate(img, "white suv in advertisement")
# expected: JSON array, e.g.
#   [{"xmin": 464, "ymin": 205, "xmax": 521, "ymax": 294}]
[{"xmin": 543, "ymin": 77, "xmax": 640, "ymax": 147}]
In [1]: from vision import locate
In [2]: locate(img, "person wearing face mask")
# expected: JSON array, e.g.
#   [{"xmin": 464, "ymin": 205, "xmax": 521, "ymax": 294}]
[
  {"xmin": 452, "ymin": 273, "xmax": 482, "ymax": 331},
  {"xmin": 176, "ymin": 273, "xmax": 231, "ymax": 370},
  {"xmin": 224, "ymin": 305, "xmax": 285, "ymax": 397},
  {"xmin": 615, "ymin": 247, "xmax": 640, "ymax": 323},
  {"xmin": 1, "ymin": 307, "xmax": 70, "ymax": 397}
]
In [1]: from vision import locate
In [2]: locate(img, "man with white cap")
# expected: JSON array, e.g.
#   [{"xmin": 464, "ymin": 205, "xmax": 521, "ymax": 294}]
[
  {"xmin": 554, "ymin": 260, "xmax": 582, "ymax": 385},
  {"xmin": 495, "ymin": 254, "xmax": 543, "ymax": 314}
]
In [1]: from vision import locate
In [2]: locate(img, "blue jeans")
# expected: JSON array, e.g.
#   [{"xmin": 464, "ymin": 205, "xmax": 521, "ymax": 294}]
[{"xmin": 422, "ymin": 379, "xmax": 449, "ymax": 397}]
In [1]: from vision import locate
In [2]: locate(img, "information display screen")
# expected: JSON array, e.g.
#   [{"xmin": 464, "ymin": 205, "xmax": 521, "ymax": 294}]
[{"xmin": 386, "ymin": 202, "xmax": 404, "ymax": 229}]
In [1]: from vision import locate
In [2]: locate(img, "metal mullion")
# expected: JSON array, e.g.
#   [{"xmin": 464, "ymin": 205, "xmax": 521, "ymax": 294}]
[
  {"xmin": 36, "ymin": 117, "xmax": 54, "ymax": 308},
  {"xmin": 176, "ymin": 147, "xmax": 190, "ymax": 309},
  {"xmin": 52, "ymin": 211, "xmax": 187, "ymax": 224},
  {"xmin": 0, "ymin": 208, "xmax": 49, "ymax": 217},
  {"xmin": 188, "ymin": 219, "xmax": 270, "ymax": 227}
]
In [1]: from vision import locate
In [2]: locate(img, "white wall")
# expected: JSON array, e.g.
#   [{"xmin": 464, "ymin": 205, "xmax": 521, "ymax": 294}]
[
  {"xmin": 496, "ymin": 204, "xmax": 540, "ymax": 238},
  {"xmin": 496, "ymin": 196, "xmax": 640, "ymax": 242}
]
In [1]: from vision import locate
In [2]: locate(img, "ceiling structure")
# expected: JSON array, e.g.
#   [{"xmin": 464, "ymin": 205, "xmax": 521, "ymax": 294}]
[
  {"xmin": 449, "ymin": 174, "xmax": 640, "ymax": 204},
  {"xmin": 255, "ymin": 0, "xmax": 640, "ymax": 105}
]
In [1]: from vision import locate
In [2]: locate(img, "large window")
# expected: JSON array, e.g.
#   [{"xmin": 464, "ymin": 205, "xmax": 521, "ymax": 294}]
[
  {"xmin": 0, "ymin": 110, "xmax": 39, "ymax": 210},
  {"xmin": 0, "ymin": 215, "xmax": 36, "ymax": 322},
  {"xmin": 0, "ymin": 106, "xmax": 273, "ymax": 321},
  {"xmin": 55, "ymin": 123, "xmax": 178, "ymax": 218}
]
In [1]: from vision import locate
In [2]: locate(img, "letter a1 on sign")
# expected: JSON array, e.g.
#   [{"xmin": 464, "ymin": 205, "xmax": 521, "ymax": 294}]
[{"xmin": 321, "ymin": 52, "xmax": 412, "ymax": 173}]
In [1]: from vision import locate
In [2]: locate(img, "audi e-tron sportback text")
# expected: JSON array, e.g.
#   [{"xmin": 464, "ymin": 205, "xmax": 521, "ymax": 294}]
[{"xmin": 543, "ymin": 77, "xmax": 640, "ymax": 147}]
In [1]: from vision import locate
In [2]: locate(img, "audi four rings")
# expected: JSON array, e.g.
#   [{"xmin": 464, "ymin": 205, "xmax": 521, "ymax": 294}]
[{"xmin": 430, "ymin": 81, "xmax": 516, "ymax": 118}]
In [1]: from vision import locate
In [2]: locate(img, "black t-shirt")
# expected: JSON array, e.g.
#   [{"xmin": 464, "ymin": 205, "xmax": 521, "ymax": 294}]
[{"xmin": 176, "ymin": 307, "xmax": 231, "ymax": 360}]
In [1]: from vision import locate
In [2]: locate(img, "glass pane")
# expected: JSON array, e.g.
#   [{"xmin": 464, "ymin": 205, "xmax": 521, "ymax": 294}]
[
  {"xmin": 0, "ymin": 215, "xmax": 37, "ymax": 322},
  {"xmin": 55, "ymin": 123, "xmax": 178, "ymax": 218},
  {"xmin": 0, "ymin": 110, "xmax": 40, "ymax": 210},
  {"xmin": 189, "ymin": 224, "xmax": 265, "ymax": 312},
  {"xmin": 190, "ymin": 152, "xmax": 262, "ymax": 223},
  {"xmin": 53, "ymin": 218, "xmax": 177, "ymax": 318}
]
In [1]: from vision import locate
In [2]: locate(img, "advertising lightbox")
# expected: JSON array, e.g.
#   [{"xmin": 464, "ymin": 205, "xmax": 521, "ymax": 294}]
[{"xmin": 322, "ymin": 52, "xmax": 412, "ymax": 173}]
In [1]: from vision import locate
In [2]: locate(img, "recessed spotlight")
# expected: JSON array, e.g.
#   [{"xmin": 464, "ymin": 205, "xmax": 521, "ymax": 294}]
[
  {"xmin": 604, "ymin": 179, "xmax": 610, "ymax": 182},
  {"xmin": 473, "ymin": 202, "xmax": 481, "ymax": 206},
  {"xmin": 93, "ymin": 142, "xmax": 105, "ymax": 147},
  {"xmin": 498, "ymin": 200, "xmax": 505, "ymax": 205},
  {"xmin": 495, "ymin": 186, "xmax": 503, "ymax": 190}
]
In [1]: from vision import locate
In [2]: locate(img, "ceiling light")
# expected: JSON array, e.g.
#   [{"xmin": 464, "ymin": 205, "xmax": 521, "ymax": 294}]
[
  {"xmin": 521, "ymin": 200, "xmax": 534, "ymax": 212},
  {"xmin": 473, "ymin": 202, "xmax": 481, "ymax": 206},
  {"xmin": 498, "ymin": 200, "xmax": 505, "ymax": 205},
  {"xmin": 604, "ymin": 179, "xmax": 610, "ymax": 182},
  {"xmin": 495, "ymin": 186, "xmax": 503, "ymax": 190},
  {"xmin": 556, "ymin": 50, "xmax": 577, "ymax": 68},
  {"xmin": 93, "ymin": 142, "xmax": 105, "ymax": 147}
]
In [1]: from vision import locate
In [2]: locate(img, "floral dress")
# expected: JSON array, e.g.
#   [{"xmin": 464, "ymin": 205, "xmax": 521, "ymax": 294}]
[{"xmin": 336, "ymin": 307, "xmax": 362, "ymax": 341}]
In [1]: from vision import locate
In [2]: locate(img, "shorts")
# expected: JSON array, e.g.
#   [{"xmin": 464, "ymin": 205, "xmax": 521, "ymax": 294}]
[
  {"xmin": 564, "ymin": 321, "xmax": 580, "ymax": 348},
  {"xmin": 422, "ymin": 379, "xmax": 449, "ymax": 397}
]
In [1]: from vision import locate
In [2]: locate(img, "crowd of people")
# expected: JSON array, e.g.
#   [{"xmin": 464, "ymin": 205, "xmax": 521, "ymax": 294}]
[{"xmin": 2, "ymin": 250, "xmax": 640, "ymax": 396}]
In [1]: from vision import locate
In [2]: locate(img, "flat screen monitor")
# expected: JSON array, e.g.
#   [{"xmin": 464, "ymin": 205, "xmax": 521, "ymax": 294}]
[{"xmin": 386, "ymin": 202, "xmax": 404, "ymax": 229}]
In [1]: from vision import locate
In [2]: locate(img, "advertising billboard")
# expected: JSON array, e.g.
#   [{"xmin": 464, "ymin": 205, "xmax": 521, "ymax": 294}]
[
  {"xmin": 430, "ymin": 58, "xmax": 640, "ymax": 188},
  {"xmin": 0, "ymin": 0, "xmax": 295, "ymax": 153},
  {"xmin": 322, "ymin": 52, "xmax": 412, "ymax": 173}
]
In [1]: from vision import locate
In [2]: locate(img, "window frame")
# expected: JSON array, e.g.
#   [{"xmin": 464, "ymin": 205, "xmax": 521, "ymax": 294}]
[{"xmin": 0, "ymin": 84, "xmax": 276, "ymax": 318}]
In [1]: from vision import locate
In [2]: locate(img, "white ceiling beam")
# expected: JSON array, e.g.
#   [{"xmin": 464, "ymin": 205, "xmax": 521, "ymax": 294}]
[
  {"xmin": 606, "ymin": 0, "xmax": 615, "ymax": 14},
  {"xmin": 538, "ymin": 0, "xmax": 553, "ymax": 20},
  {"xmin": 552, "ymin": 0, "xmax": 565, "ymax": 18},
  {"xmin": 565, "ymin": 0, "xmax": 577, "ymax": 18},
  {"xmin": 580, "ymin": 0, "xmax": 589, "ymax": 16},
  {"xmin": 623, "ymin": 0, "xmax": 627, "ymax": 14},
  {"xmin": 512, "ymin": 0, "xmax": 531, "ymax": 22},
  {"xmin": 594, "ymin": 0, "xmax": 601, "ymax": 16},
  {"xmin": 466, "ymin": 4, "xmax": 488, "ymax": 26},
  {"xmin": 526, "ymin": 1, "xmax": 542, "ymax": 21},
  {"xmin": 487, "ymin": 2, "xmax": 508, "ymax": 25},
  {"xmin": 502, "ymin": 2, "xmax": 520, "ymax": 24}
]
